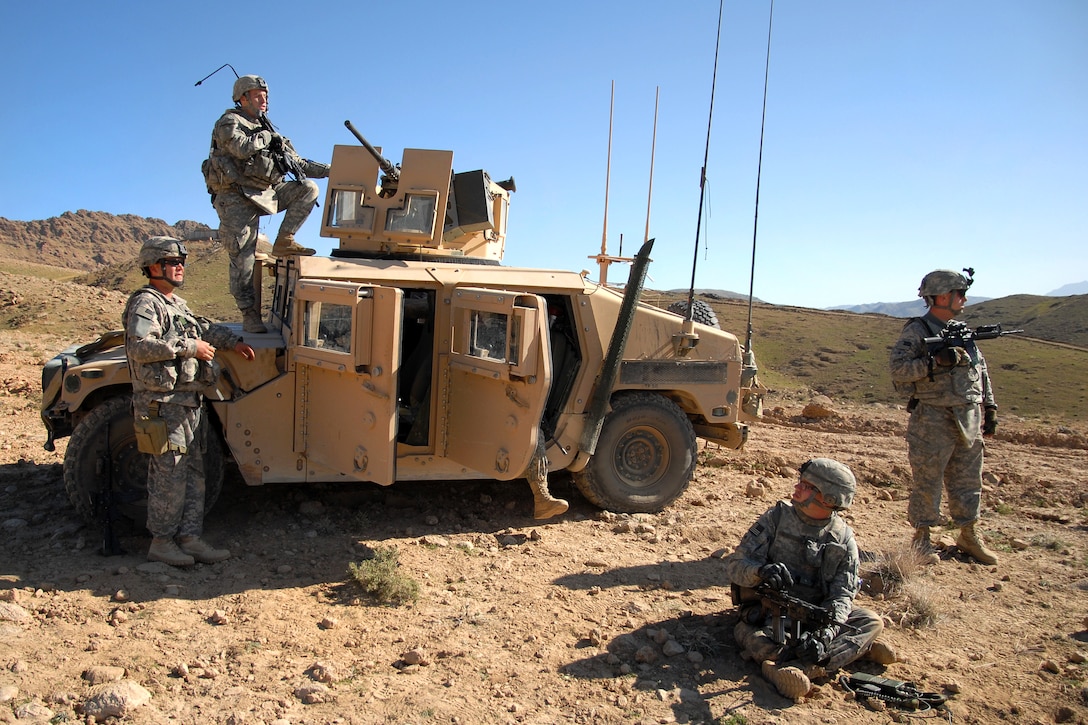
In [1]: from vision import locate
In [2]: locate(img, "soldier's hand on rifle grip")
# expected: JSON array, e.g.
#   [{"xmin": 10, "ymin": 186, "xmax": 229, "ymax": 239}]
[
  {"xmin": 798, "ymin": 625, "xmax": 835, "ymax": 665},
  {"xmin": 268, "ymin": 133, "xmax": 285, "ymax": 153},
  {"xmin": 758, "ymin": 562, "xmax": 793, "ymax": 591},
  {"xmin": 933, "ymin": 346, "xmax": 969, "ymax": 367},
  {"xmin": 983, "ymin": 406, "xmax": 998, "ymax": 436}
]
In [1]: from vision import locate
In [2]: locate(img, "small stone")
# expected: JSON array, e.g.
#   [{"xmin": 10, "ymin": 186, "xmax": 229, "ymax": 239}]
[
  {"xmin": 83, "ymin": 666, "xmax": 125, "ymax": 685},
  {"xmin": 745, "ymin": 480, "xmax": 766, "ymax": 498},
  {"xmin": 1042, "ymin": 660, "xmax": 1061, "ymax": 674},
  {"xmin": 111, "ymin": 590, "xmax": 129, "ymax": 603},
  {"xmin": 208, "ymin": 610, "xmax": 230, "ymax": 625},
  {"xmin": 318, "ymin": 616, "xmax": 338, "ymax": 630},
  {"xmin": 402, "ymin": 649, "xmax": 428, "ymax": 666}
]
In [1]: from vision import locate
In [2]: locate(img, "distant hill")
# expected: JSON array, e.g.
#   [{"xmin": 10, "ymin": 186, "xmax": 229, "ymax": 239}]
[
  {"xmin": 1049, "ymin": 281, "xmax": 1088, "ymax": 296},
  {"xmin": 665, "ymin": 288, "xmax": 763, "ymax": 304},
  {"xmin": 828, "ymin": 297, "xmax": 993, "ymax": 318},
  {"xmin": 0, "ymin": 210, "xmax": 214, "ymax": 270}
]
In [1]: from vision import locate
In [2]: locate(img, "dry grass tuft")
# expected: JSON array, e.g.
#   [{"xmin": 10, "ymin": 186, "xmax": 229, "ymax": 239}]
[
  {"xmin": 886, "ymin": 579, "xmax": 942, "ymax": 629},
  {"xmin": 348, "ymin": 546, "xmax": 420, "ymax": 605},
  {"xmin": 862, "ymin": 542, "xmax": 929, "ymax": 598}
]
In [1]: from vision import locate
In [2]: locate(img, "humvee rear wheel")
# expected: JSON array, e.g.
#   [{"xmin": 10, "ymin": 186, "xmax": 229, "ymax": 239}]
[
  {"xmin": 573, "ymin": 392, "xmax": 697, "ymax": 513},
  {"xmin": 63, "ymin": 395, "xmax": 224, "ymax": 529},
  {"xmin": 667, "ymin": 299, "xmax": 720, "ymax": 329}
]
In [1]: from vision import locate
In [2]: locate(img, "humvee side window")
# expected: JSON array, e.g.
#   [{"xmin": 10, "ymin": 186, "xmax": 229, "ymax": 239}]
[
  {"xmin": 461, "ymin": 310, "xmax": 509, "ymax": 362},
  {"xmin": 327, "ymin": 188, "xmax": 376, "ymax": 231},
  {"xmin": 302, "ymin": 301, "xmax": 353, "ymax": 354}
]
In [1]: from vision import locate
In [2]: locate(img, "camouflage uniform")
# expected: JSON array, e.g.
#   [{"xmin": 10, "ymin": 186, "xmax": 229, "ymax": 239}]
[
  {"xmin": 123, "ymin": 285, "xmax": 241, "ymax": 539},
  {"xmin": 722, "ymin": 501, "xmax": 883, "ymax": 672},
  {"xmin": 205, "ymin": 107, "xmax": 329, "ymax": 312},
  {"xmin": 889, "ymin": 312, "xmax": 995, "ymax": 528}
]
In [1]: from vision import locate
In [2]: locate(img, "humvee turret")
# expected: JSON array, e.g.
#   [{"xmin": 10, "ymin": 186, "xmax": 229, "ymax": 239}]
[{"xmin": 41, "ymin": 127, "xmax": 765, "ymax": 526}]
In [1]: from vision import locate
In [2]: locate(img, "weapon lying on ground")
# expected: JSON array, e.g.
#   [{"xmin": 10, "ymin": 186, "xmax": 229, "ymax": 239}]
[
  {"xmin": 923, "ymin": 320, "xmax": 1023, "ymax": 355},
  {"xmin": 258, "ymin": 114, "xmax": 307, "ymax": 182},
  {"xmin": 840, "ymin": 671, "xmax": 947, "ymax": 711}
]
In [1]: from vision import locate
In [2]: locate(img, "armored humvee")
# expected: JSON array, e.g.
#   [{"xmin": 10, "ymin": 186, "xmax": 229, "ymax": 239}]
[{"xmin": 41, "ymin": 129, "xmax": 765, "ymax": 527}]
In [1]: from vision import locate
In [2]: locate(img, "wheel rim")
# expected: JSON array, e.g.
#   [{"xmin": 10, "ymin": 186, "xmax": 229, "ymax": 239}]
[{"xmin": 611, "ymin": 425, "xmax": 669, "ymax": 488}]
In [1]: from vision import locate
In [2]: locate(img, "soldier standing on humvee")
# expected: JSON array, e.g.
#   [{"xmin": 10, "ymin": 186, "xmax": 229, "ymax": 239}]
[
  {"xmin": 889, "ymin": 268, "xmax": 999, "ymax": 566},
  {"xmin": 124, "ymin": 237, "xmax": 255, "ymax": 566},
  {"xmin": 203, "ymin": 74, "xmax": 330, "ymax": 333}
]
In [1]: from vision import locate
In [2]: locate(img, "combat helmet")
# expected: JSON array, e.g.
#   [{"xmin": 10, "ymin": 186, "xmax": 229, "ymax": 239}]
[
  {"xmin": 918, "ymin": 268, "xmax": 974, "ymax": 298},
  {"xmin": 232, "ymin": 74, "xmax": 268, "ymax": 103},
  {"xmin": 799, "ymin": 458, "xmax": 856, "ymax": 510},
  {"xmin": 139, "ymin": 236, "xmax": 187, "ymax": 271}
]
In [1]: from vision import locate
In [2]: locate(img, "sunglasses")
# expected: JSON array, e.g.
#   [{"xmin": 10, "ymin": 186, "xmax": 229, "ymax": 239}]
[{"xmin": 160, "ymin": 258, "xmax": 186, "ymax": 267}]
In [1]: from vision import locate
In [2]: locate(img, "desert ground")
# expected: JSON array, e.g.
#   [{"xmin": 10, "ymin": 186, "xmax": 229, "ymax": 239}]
[{"xmin": 1, "ymin": 277, "xmax": 1087, "ymax": 725}]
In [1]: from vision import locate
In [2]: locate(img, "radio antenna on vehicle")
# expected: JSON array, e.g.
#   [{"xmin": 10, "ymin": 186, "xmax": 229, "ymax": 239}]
[
  {"xmin": 743, "ymin": 0, "xmax": 775, "ymax": 365},
  {"xmin": 682, "ymin": 0, "xmax": 724, "ymax": 323}
]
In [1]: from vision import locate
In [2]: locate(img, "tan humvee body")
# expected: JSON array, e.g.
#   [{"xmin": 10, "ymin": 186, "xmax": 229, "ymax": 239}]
[{"xmin": 41, "ymin": 136, "xmax": 764, "ymax": 523}]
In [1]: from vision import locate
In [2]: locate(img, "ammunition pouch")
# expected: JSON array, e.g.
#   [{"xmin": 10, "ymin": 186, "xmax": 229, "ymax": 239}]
[{"xmin": 133, "ymin": 404, "xmax": 169, "ymax": 455}]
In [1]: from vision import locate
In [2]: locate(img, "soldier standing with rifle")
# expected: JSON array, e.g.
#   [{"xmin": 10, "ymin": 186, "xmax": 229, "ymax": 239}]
[
  {"xmin": 124, "ymin": 237, "xmax": 255, "ymax": 566},
  {"xmin": 722, "ymin": 459, "xmax": 892, "ymax": 701},
  {"xmin": 889, "ymin": 268, "xmax": 1000, "ymax": 566},
  {"xmin": 203, "ymin": 74, "xmax": 330, "ymax": 333}
]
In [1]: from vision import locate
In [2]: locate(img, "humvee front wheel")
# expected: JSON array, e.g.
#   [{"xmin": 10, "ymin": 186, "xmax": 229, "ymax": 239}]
[
  {"xmin": 573, "ymin": 392, "xmax": 697, "ymax": 513},
  {"xmin": 63, "ymin": 395, "xmax": 224, "ymax": 529}
]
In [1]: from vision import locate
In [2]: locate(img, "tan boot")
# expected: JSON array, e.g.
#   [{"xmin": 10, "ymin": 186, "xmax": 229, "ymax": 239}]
[
  {"xmin": 148, "ymin": 537, "xmax": 195, "ymax": 567},
  {"xmin": 911, "ymin": 526, "xmax": 941, "ymax": 566},
  {"xmin": 761, "ymin": 660, "xmax": 811, "ymax": 701},
  {"xmin": 271, "ymin": 235, "xmax": 316, "ymax": 257},
  {"xmin": 530, "ymin": 478, "xmax": 568, "ymax": 520},
  {"xmin": 177, "ymin": 536, "xmax": 231, "ymax": 564},
  {"xmin": 957, "ymin": 523, "xmax": 998, "ymax": 565},
  {"xmin": 865, "ymin": 639, "xmax": 899, "ymax": 665},
  {"xmin": 242, "ymin": 308, "xmax": 268, "ymax": 334}
]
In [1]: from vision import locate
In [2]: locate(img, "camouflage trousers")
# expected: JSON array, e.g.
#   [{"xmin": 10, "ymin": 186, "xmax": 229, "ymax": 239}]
[
  {"xmin": 735, "ymin": 606, "xmax": 883, "ymax": 672},
  {"xmin": 214, "ymin": 179, "xmax": 320, "ymax": 312},
  {"xmin": 140, "ymin": 401, "xmax": 208, "ymax": 539},
  {"xmin": 906, "ymin": 402, "xmax": 984, "ymax": 528}
]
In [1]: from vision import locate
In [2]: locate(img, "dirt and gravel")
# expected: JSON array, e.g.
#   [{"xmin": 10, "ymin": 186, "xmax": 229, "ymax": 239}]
[{"xmin": 2, "ymin": 320, "xmax": 1088, "ymax": 723}]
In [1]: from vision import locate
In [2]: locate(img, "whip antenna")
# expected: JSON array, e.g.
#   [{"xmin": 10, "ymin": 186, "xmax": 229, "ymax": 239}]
[
  {"xmin": 744, "ymin": 0, "xmax": 775, "ymax": 359},
  {"xmin": 684, "ymin": 0, "xmax": 724, "ymax": 321}
]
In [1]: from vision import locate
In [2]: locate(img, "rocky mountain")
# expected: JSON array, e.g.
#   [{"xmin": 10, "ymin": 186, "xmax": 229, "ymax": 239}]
[{"xmin": 0, "ymin": 210, "xmax": 214, "ymax": 270}]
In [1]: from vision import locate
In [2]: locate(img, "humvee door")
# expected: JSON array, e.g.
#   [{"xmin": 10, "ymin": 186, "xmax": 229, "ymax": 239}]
[
  {"xmin": 292, "ymin": 281, "xmax": 402, "ymax": 485},
  {"xmin": 444, "ymin": 288, "xmax": 552, "ymax": 480}
]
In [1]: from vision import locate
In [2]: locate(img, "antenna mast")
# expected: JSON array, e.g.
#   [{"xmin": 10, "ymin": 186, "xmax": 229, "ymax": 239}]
[
  {"xmin": 597, "ymin": 82, "xmax": 615, "ymax": 285},
  {"xmin": 684, "ymin": 0, "xmax": 725, "ymax": 321},
  {"xmin": 644, "ymin": 86, "xmax": 659, "ymax": 243}
]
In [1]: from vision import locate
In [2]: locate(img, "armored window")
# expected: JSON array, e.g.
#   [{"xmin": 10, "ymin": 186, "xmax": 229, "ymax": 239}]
[{"xmin": 302, "ymin": 301, "xmax": 353, "ymax": 354}]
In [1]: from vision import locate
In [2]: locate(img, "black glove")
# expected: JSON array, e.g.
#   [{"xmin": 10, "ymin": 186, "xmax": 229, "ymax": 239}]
[
  {"xmin": 757, "ymin": 562, "xmax": 794, "ymax": 590},
  {"xmin": 933, "ymin": 346, "xmax": 969, "ymax": 367},
  {"xmin": 983, "ymin": 406, "xmax": 998, "ymax": 436},
  {"xmin": 267, "ymin": 133, "xmax": 285, "ymax": 153},
  {"xmin": 797, "ymin": 625, "xmax": 836, "ymax": 665}
]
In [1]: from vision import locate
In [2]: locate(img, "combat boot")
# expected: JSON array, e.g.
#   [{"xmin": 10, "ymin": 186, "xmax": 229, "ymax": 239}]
[
  {"xmin": 242, "ymin": 308, "xmax": 267, "ymax": 334},
  {"xmin": 148, "ymin": 537, "xmax": 195, "ymax": 567},
  {"xmin": 271, "ymin": 234, "xmax": 316, "ymax": 257},
  {"xmin": 956, "ymin": 522, "xmax": 998, "ymax": 565},
  {"xmin": 529, "ymin": 477, "xmax": 568, "ymax": 520},
  {"xmin": 761, "ymin": 660, "xmax": 811, "ymax": 701},
  {"xmin": 911, "ymin": 526, "xmax": 940, "ymax": 566},
  {"xmin": 178, "ymin": 536, "xmax": 231, "ymax": 564},
  {"xmin": 865, "ymin": 639, "xmax": 899, "ymax": 665}
]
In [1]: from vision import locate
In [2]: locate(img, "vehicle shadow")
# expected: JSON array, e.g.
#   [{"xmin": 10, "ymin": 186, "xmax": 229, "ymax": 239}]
[{"xmin": 0, "ymin": 459, "xmax": 588, "ymax": 603}]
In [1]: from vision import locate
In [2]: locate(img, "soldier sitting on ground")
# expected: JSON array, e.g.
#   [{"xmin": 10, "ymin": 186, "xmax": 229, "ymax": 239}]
[{"xmin": 721, "ymin": 458, "xmax": 895, "ymax": 701}]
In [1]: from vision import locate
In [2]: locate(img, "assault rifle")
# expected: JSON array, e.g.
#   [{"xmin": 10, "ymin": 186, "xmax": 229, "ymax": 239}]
[
  {"xmin": 96, "ymin": 420, "xmax": 124, "ymax": 556},
  {"xmin": 756, "ymin": 585, "xmax": 847, "ymax": 646},
  {"xmin": 258, "ymin": 114, "xmax": 307, "ymax": 182},
  {"xmin": 923, "ymin": 320, "xmax": 1023, "ymax": 355},
  {"xmin": 840, "ymin": 672, "xmax": 947, "ymax": 712}
]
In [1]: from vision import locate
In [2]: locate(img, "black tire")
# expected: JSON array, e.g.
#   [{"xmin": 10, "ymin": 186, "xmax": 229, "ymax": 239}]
[
  {"xmin": 573, "ymin": 392, "xmax": 697, "ymax": 513},
  {"xmin": 63, "ymin": 395, "xmax": 225, "ymax": 529},
  {"xmin": 667, "ymin": 299, "xmax": 720, "ymax": 329}
]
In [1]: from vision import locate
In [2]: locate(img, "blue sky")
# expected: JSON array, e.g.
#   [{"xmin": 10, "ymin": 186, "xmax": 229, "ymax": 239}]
[{"xmin": 2, "ymin": 1, "xmax": 1085, "ymax": 308}]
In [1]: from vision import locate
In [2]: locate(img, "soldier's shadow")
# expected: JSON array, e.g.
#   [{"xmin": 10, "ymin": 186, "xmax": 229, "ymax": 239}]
[{"xmin": 557, "ymin": 609, "xmax": 803, "ymax": 722}]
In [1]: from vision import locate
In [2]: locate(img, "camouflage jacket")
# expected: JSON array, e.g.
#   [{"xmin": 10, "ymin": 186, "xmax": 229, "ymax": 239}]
[
  {"xmin": 722, "ymin": 501, "xmax": 861, "ymax": 625},
  {"xmin": 889, "ymin": 312, "xmax": 995, "ymax": 409},
  {"xmin": 123, "ymin": 286, "xmax": 241, "ymax": 407},
  {"xmin": 205, "ymin": 109, "xmax": 329, "ymax": 195}
]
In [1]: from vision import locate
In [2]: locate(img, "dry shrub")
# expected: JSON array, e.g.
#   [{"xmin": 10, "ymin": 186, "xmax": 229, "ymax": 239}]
[
  {"xmin": 862, "ymin": 542, "xmax": 928, "ymax": 598},
  {"xmin": 886, "ymin": 579, "xmax": 942, "ymax": 630},
  {"xmin": 348, "ymin": 546, "xmax": 419, "ymax": 605}
]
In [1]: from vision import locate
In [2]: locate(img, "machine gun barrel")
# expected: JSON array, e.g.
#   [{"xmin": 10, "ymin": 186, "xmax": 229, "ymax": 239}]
[{"xmin": 344, "ymin": 120, "xmax": 400, "ymax": 183}]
